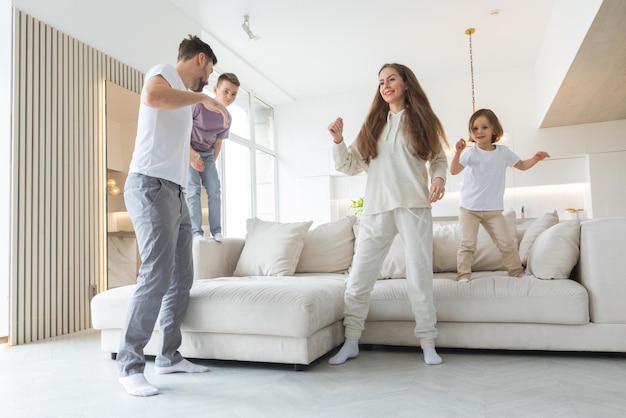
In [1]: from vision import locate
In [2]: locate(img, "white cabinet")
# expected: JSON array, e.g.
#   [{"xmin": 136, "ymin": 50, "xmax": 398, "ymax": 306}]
[{"xmin": 513, "ymin": 156, "xmax": 588, "ymax": 187}]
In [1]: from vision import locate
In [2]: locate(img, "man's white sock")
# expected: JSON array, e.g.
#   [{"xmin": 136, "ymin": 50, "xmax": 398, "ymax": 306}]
[
  {"xmin": 154, "ymin": 358, "xmax": 210, "ymax": 375},
  {"xmin": 328, "ymin": 339, "xmax": 359, "ymax": 365},
  {"xmin": 119, "ymin": 373, "xmax": 159, "ymax": 397},
  {"xmin": 423, "ymin": 347, "xmax": 443, "ymax": 365}
]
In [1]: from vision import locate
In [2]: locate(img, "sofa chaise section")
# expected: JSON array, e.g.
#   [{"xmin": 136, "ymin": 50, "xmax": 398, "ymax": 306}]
[{"xmin": 92, "ymin": 273, "xmax": 347, "ymax": 369}]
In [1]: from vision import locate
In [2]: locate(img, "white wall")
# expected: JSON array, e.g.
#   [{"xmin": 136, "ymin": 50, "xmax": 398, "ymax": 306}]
[
  {"xmin": 275, "ymin": 88, "xmax": 372, "ymax": 225},
  {"xmin": 1, "ymin": 0, "xmax": 11, "ymax": 338},
  {"xmin": 275, "ymin": 65, "xmax": 626, "ymax": 224}
]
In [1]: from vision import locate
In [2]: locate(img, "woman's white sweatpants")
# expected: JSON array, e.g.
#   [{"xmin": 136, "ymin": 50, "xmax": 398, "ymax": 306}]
[{"xmin": 344, "ymin": 207, "xmax": 438, "ymax": 348}]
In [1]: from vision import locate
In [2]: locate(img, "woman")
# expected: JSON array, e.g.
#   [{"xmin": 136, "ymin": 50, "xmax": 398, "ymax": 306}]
[{"xmin": 328, "ymin": 63, "xmax": 448, "ymax": 365}]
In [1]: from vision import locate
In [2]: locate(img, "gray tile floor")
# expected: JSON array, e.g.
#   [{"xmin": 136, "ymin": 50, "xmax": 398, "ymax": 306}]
[{"xmin": 1, "ymin": 330, "xmax": 625, "ymax": 418}]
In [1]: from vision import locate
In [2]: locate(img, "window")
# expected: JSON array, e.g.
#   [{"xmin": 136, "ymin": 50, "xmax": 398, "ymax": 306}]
[
  {"xmin": 206, "ymin": 75, "xmax": 277, "ymax": 238},
  {"xmin": 223, "ymin": 141, "xmax": 251, "ymax": 238},
  {"xmin": 255, "ymin": 150, "xmax": 275, "ymax": 221},
  {"xmin": 253, "ymin": 98, "xmax": 274, "ymax": 149},
  {"xmin": 230, "ymin": 90, "xmax": 251, "ymax": 140}
]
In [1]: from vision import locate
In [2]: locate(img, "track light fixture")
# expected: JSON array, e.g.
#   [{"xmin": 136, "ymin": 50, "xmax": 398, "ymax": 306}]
[{"xmin": 242, "ymin": 15, "xmax": 260, "ymax": 41}]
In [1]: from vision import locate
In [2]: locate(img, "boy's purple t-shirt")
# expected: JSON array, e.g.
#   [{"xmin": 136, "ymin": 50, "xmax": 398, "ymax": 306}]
[{"xmin": 190, "ymin": 102, "xmax": 232, "ymax": 152}]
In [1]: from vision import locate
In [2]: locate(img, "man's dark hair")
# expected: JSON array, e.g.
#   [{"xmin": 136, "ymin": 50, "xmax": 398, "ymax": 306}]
[{"xmin": 177, "ymin": 35, "xmax": 217, "ymax": 65}]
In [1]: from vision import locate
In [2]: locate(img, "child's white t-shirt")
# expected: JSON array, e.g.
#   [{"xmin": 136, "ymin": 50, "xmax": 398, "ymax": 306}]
[
  {"xmin": 459, "ymin": 144, "xmax": 520, "ymax": 211},
  {"xmin": 129, "ymin": 64, "xmax": 193, "ymax": 187}
]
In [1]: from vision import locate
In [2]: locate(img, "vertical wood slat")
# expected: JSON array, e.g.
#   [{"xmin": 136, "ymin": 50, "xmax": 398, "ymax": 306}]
[
  {"xmin": 51, "ymin": 26, "xmax": 59, "ymax": 339},
  {"xmin": 24, "ymin": 13, "xmax": 33, "ymax": 345},
  {"xmin": 61, "ymin": 30, "xmax": 69, "ymax": 337},
  {"xmin": 43, "ymin": 23, "xmax": 52, "ymax": 340},
  {"xmin": 10, "ymin": 9, "xmax": 143, "ymax": 345},
  {"xmin": 34, "ymin": 18, "xmax": 43, "ymax": 341},
  {"xmin": 67, "ymin": 34, "xmax": 74, "ymax": 335}
]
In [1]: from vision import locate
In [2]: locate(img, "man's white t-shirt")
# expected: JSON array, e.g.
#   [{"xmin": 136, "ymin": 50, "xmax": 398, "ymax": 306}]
[
  {"xmin": 459, "ymin": 144, "xmax": 520, "ymax": 211},
  {"xmin": 128, "ymin": 64, "xmax": 192, "ymax": 187}
]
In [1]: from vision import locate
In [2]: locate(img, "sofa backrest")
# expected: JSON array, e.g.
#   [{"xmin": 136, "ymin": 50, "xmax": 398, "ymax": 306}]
[
  {"xmin": 578, "ymin": 217, "xmax": 626, "ymax": 324},
  {"xmin": 193, "ymin": 238, "xmax": 245, "ymax": 279},
  {"xmin": 432, "ymin": 210, "xmax": 518, "ymax": 273}
]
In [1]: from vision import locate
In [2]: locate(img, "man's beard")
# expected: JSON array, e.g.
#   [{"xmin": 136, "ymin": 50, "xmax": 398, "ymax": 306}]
[{"xmin": 191, "ymin": 78, "xmax": 207, "ymax": 93}]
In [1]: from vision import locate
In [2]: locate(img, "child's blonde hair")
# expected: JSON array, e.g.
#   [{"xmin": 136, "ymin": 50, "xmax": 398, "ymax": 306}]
[{"xmin": 469, "ymin": 108, "xmax": 504, "ymax": 143}]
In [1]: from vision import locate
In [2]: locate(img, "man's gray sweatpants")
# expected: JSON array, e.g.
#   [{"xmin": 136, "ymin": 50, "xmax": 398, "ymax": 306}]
[{"xmin": 117, "ymin": 173, "xmax": 194, "ymax": 377}]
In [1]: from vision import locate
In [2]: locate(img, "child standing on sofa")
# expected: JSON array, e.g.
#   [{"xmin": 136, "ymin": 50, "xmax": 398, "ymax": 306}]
[
  {"xmin": 187, "ymin": 72, "xmax": 240, "ymax": 242},
  {"xmin": 450, "ymin": 108, "xmax": 550, "ymax": 283},
  {"xmin": 327, "ymin": 63, "xmax": 449, "ymax": 366}
]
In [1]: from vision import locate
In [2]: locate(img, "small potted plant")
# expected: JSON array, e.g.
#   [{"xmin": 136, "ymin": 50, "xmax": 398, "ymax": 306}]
[{"xmin": 348, "ymin": 197, "xmax": 364, "ymax": 217}]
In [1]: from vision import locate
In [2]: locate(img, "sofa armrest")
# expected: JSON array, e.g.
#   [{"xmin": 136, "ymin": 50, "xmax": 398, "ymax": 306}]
[
  {"xmin": 192, "ymin": 237, "xmax": 245, "ymax": 279},
  {"xmin": 578, "ymin": 217, "xmax": 626, "ymax": 324}
]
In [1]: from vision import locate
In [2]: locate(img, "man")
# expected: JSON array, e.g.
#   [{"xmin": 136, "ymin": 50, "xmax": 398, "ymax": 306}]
[{"xmin": 117, "ymin": 35, "xmax": 228, "ymax": 397}]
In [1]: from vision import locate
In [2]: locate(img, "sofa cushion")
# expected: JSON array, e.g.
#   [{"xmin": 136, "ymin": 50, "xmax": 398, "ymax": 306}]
[
  {"xmin": 366, "ymin": 274, "xmax": 589, "ymax": 325},
  {"xmin": 527, "ymin": 220, "xmax": 581, "ymax": 280},
  {"xmin": 186, "ymin": 276, "xmax": 346, "ymax": 337},
  {"xmin": 296, "ymin": 216, "xmax": 356, "ymax": 274},
  {"xmin": 233, "ymin": 218, "xmax": 313, "ymax": 277},
  {"xmin": 518, "ymin": 210, "xmax": 559, "ymax": 266},
  {"xmin": 193, "ymin": 237, "xmax": 245, "ymax": 279},
  {"xmin": 92, "ymin": 275, "xmax": 347, "ymax": 338},
  {"xmin": 433, "ymin": 209, "xmax": 518, "ymax": 273}
]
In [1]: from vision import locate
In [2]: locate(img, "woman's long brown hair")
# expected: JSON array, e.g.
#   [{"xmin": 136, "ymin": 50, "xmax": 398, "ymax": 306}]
[{"xmin": 356, "ymin": 63, "xmax": 448, "ymax": 163}]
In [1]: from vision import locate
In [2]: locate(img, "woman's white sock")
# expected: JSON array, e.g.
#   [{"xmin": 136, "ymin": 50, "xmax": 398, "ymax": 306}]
[
  {"xmin": 423, "ymin": 347, "xmax": 443, "ymax": 365},
  {"xmin": 328, "ymin": 339, "xmax": 359, "ymax": 365}
]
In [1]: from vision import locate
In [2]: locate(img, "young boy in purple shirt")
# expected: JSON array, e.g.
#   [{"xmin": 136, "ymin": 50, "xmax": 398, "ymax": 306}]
[{"xmin": 187, "ymin": 73, "xmax": 240, "ymax": 241}]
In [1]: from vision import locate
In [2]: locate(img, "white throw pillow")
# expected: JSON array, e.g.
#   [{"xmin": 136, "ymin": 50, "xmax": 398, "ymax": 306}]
[
  {"xmin": 432, "ymin": 223, "xmax": 460, "ymax": 273},
  {"xmin": 233, "ymin": 218, "xmax": 313, "ymax": 277},
  {"xmin": 433, "ymin": 209, "xmax": 518, "ymax": 273},
  {"xmin": 526, "ymin": 220, "xmax": 581, "ymax": 280},
  {"xmin": 296, "ymin": 216, "xmax": 356, "ymax": 274},
  {"xmin": 518, "ymin": 210, "xmax": 559, "ymax": 266},
  {"xmin": 379, "ymin": 234, "xmax": 406, "ymax": 279}
]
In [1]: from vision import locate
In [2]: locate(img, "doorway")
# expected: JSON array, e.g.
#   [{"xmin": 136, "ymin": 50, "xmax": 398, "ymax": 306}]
[{"xmin": 105, "ymin": 80, "xmax": 141, "ymax": 289}]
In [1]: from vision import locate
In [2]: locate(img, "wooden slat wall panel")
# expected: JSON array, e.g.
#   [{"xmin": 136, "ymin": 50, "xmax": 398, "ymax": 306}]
[{"xmin": 10, "ymin": 9, "xmax": 143, "ymax": 345}]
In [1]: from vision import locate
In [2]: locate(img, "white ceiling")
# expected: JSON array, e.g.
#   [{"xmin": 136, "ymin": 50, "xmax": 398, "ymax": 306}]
[
  {"xmin": 101, "ymin": 0, "xmax": 624, "ymax": 128},
  {"xmin": 167, "ymin": 0, "xmax": 557, "ymax": 103}
]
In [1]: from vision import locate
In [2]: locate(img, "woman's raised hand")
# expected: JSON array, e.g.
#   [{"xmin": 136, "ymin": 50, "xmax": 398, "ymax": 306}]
[{"xmin": 328, "ymin": 117, "xmax": 344, "ymax": 144}]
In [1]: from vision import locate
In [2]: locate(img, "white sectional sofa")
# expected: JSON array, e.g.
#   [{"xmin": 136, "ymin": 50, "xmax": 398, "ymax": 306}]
[{"xmin": 91, "ymin": 214, "xmax": 626, "ymax": 370}]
